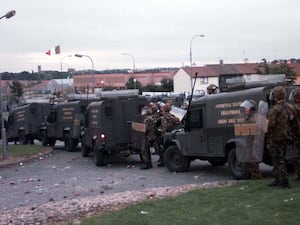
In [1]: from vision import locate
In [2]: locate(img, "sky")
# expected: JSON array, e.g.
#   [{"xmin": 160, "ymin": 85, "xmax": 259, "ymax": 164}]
[{"xmin": 1, "ymin": 0, "xmax": 300, "ymax": 73}]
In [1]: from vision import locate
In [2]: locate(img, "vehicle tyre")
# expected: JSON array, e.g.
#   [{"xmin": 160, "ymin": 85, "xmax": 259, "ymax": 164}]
[
  {"xmin": 208, "ymin": 158, "xmax": 227, "ymax": 166},
  {"xmin": 228, "ymin": 148, "xmax": 250, "ymax": 180},
  {"xmin": 64, "ymin": 133, "xmax": 74, "ymax": 152},
  {"xmin": 18, "ymin": 131, "xmax": 27, "ymax": 145},
  {"xmin": 40, "ymin": 131, "xmax": 48, "ymax": 146},
  {"xmin": 81, "ymin": 143, "xmax": 91, "ymax": 157},
  {"xmin": 48, "ymin": 138, "xmax": 56, "ymax": 147},
  {"xmin": 93, "ymin": 144, "xmax": 107, "ymax": 166},
  {"xmin": 164, "ymin": 145, "xmax": 190, "ymax": 172}
]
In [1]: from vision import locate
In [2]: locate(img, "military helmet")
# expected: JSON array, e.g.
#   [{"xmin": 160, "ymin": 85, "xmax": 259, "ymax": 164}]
[
  {"xmin": 164, "ymin": 102, "xmax": 172, "ymax": 112},
  {"xmin": 240, "ymin": 100, "xmax": 256, "ymax": 111},
  {"xmin": 272, "ymin": 86, "xmax": 286, "ymax": 100},
  {"xmin": 293, "ymin": 87, "xmax": 300, "ymax": 100}
]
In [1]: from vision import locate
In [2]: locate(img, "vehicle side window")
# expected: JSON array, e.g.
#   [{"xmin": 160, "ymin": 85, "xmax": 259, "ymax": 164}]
[
  {"xmin": 105, "ymin": 107, "xmax": 113, "ymax": 117},
  {"xmin": 48, "ymin": 111, "xmax": 57, "ymax": 123},
  {"xmin": 188, "ymin": 109, "xmax": 203, "ymax": 128},
  {"xmin": 30, "ymin": 106, "xmax": 36, "ymax": 114}
]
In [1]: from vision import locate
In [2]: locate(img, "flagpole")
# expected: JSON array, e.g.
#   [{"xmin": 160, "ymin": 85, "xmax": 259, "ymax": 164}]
[{"xmin": 60, "ymin": 54, "xmax": 72, "ymax": 96}]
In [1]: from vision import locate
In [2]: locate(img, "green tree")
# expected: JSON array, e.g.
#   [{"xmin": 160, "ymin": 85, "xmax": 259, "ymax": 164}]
[
  {"xmin": 9, "ymin": 80, "xmax": 24, "ymax": 104},
  {"xmin": 125, "ymin": 77, "xmax": 142, "ymax": 90},
  {"xmin": 160, "ymin": 77, "xmax": 173, "ymax": 92},
  {"xmin": 255, "ymin": 59, "xmax": 296, "ymax": 84}
]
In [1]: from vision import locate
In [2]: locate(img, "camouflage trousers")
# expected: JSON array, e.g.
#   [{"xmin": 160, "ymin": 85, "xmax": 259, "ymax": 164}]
[
  {"xmin": 269, "ymin": 140, "xmax": 289, "ymax": 183},
  {"xmin": 246, "ymin": 162, "xmax": 263, "ymax": 179},
  {"xmin": 140, "ymin": 136, "xmax": 158, "ymax": 165},
  {"xmin": 292, "ymin": 138, "xmax": 300, "ymax": 178}
]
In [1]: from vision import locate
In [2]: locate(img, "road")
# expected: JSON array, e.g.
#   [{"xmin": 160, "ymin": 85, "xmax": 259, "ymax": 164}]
[{"xmin": 0, "ymin": 143, "xmax": 273, "ymax": 211}]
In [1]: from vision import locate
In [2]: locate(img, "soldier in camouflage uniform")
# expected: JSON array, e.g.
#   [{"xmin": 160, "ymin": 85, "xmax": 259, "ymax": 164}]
[
  {"xmin": 292, "ymin": 88, "xmax": 300, "ymax": 180},
  {"xmin": 267, "ymin": 86, "xmax": 296, "ymax": 188},
  {"xmin": 140, "ymin": 102, "xmax": 160, "ymax": 170},
  {"xmin": 157, "ymin": 102, "xmax": 181, "ymax": 166}
]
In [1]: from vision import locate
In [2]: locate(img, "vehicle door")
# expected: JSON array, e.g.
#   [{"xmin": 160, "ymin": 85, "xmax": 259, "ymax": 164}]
[{"xmin": 181, "ymin": 105, "xmax": 207, "ymax": 155}]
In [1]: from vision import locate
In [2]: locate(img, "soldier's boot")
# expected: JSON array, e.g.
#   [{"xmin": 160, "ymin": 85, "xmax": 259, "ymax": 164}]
[
  {"xmin": 267, "ymin": 179, "xmax": 281, "ymax": 187},
  {"xmin": 157, "ymin": 154, "xmax": 165, "ymax": 167},
  {"xmin": 140, "ymin": 163, "xmax": 153, "ymax": 170},
  {"xmin": 292, "ymin": 176, "xmax": 300, "ymax": 181},
  {"xmin": 281, "ymin": 179, "xmax": 291, "ymax": 189}
]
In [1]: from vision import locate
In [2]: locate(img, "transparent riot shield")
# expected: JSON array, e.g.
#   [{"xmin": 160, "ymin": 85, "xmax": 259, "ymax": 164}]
[{"xmin": 236, "ymin": 100, "xmax": 268, "ymax": 162}]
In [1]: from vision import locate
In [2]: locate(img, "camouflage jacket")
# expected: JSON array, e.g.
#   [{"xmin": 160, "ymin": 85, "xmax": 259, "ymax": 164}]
[
  {"xmin": 267, "ymin": 101, "xmax": 296, "ymax": 141},
  {"xmin": 144, "ymin": 112, "xmax": 160, "ymax": 140},
  {"xmin": 160, "ymin": 112, "xmax": 180, "ymax": 133},
  {"xmin": 294, "ymin": 103, "xmax": 300, "ymax": 136}
]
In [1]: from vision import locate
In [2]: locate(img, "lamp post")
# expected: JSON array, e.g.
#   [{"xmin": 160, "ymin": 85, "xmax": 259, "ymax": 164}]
[
  {"xmin": 1, "ymin": 10, "xmax": 16, "ymax": 159},
  {"xmin": 0, "ymin": 10, "xmax": 16, "ymax": 20},
  {"xmin": 75, "ymin": 54, "xmax": 95, "ymax": 92},
  {"xmin": 122, "ymin": 53, "xmax": 135, "ymax": 72},
  {"xmin": 189, "ymin": 34, "xmax": 205, "ymax": 92}
]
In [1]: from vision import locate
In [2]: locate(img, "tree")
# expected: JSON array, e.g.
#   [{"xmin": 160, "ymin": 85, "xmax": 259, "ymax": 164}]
[
  {"xmin": 125, "ymin": 77, "xmax": 142, "ymax": 90},
  {"xmin": 255, "ymin": 59, "xmax": 296, "ymax": 84},
  {"xmin": 9, "ymin": 80, "xmax": 24, "ymax": 104},
  {"xmin": 160, "ymin": 78, "xmax": 173, "ymax": 92}
]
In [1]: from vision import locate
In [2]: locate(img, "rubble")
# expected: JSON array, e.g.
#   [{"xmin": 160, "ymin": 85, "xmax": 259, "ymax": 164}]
[{"xmin": 0, "ymin": 181, "xmax": 235, "ymax": 225}]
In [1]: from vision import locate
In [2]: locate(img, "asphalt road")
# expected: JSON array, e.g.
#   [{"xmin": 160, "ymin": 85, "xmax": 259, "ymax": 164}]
[{"xmin": 0, "ymin": 143, "xmax": 273, "ymax": 211}]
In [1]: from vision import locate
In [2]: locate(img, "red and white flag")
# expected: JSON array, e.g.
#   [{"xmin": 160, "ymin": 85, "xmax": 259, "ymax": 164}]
[{"xmin": 45, "ymin": 45, "xmax": 61, "ymax": 55}]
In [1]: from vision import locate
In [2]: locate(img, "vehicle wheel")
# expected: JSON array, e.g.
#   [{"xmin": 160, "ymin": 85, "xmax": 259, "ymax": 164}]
[
  {"xmin": 40, "ymin": 131, "xmax": 48, "ymax": 146},
  {"xmin": 18, "ymin": 131, "xmax": 27, "ymax": 145},
  {"xmin": 228, "ymin": 148, "xmax": 250, "ymax": 180},
  {"xmin": 93, "ymin": 144, "xmax": 107, "ymax": 166},
  {"xmin": 81, "ymin": 143, "xmax": 91, "ymax": 157},
  {"xmin": 48, "ymin": 138, "xmax": 56, "ymax": 147},
  {"xmin": 208, "ymin": 158, "xmax": 227, "ymax": 166},
  {"xmin": 64, "ymin": 133, "xmax": 74, "ymax": 152},
  {"xmin": 164, "ymin": 145, "xmax": 190, "ymax": 172}
]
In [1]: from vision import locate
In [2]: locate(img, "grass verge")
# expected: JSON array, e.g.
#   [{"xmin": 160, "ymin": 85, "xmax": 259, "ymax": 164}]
[
  {"xmin": 78, "ymin": 179, "xmax": 300, "ymax": 225},
  {"xmin": 0, "ymin": 144, "xmax": 45, "ymax": 157}
]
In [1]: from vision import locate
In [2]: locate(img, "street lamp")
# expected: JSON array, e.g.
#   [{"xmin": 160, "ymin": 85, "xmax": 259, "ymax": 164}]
[
  {"xmin": 122, "ymin": 53, "xmax": 135, "ymax": 72},
  {"xmin": 75, "ymin": 54, "xmax": 95, "ymax": 92},
  {"xmin": 1, "ymin": 10, "xmax": 16, "ymax": 159},
  {"xmin": 0, "ymin": 10, "xmax": 16, "ymax": 20},
  {"xmin": 189, "ymin": 34, "xmax": 205, "ymax": 92}
]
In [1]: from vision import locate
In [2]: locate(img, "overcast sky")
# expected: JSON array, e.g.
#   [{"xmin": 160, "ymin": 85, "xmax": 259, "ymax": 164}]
[{"xmin": 1, "ymin": 0, "xmax": 300, "ymax": 73}]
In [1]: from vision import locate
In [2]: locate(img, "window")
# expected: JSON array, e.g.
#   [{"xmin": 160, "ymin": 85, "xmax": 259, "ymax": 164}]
[
  {"xmin": 187, "ymin": 109, "xmax": 203, "ymax": 128},
  {"xmin": 200, "ymin": 77, "xmax": 208, "ymax": 84},
  {"xmin": 105, "ymin": 107, "xmax": 113, "ymax": 117}
]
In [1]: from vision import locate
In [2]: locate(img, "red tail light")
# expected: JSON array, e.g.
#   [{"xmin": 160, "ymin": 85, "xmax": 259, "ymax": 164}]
[{"xmin": 99, "ymin": 133, "xmax": 106, "ymax": 141}]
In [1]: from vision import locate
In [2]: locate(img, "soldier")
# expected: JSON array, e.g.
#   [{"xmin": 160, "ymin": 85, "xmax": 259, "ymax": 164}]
[
  {"xmin": 157, "ymin": 102, "xmax": 181, "ymax": 167},
  {"xmin": 292, "ymin": 87, "xmax": 300, "ymax": 181},
  {"xmin": 240, "ymin": 100, "xmax": 263, "ymax": 179},
  {"xmin": 267, "ymin": 86, "xmax": 296, "ymax": 188},
  {"xmin": 140, "ymin": 102, "xmax": 160, "ymax": 170}
]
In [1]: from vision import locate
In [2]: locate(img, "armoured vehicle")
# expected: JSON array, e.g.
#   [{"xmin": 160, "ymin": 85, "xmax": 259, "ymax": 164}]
[
  {"xmin": 81, "ymin": 96, "xmax": 148, "ymax": 166},
  {"xmin": 7, "ymin": 103, "xmax": 51, "ymax": 144},
  {"xmin": 162, "ymin": 77, "xmax": 298, "ymax": 179},
  {"xmin": 39, "ymin": 100, "xmax": 88, "ymax": 150}
]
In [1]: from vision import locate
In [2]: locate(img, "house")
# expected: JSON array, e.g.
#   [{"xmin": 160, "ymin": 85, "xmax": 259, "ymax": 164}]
[
  {"xmin": 173, "ymin": 62, "xmax": 300, "ymax": 95},
  {"xmin": 173, "ymin": 66, "xmax": 218, "ymax": 95}
]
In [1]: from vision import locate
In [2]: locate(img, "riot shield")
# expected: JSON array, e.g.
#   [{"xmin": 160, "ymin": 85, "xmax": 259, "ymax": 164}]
[
  {"xmin": 236, "ymin": 100, "xmax": 268, "ymax": 162},
  {"xmin": 170, "ymin": 106, "xmax": 187, "ymax": 121}
]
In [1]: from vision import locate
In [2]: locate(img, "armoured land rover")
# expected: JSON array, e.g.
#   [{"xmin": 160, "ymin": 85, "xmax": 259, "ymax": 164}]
[
  {"xmin": 81, "ymin": 95, "xmax": 148, "ymax": 166},
  {"xmin": 7, "ymin": 102, "xmax": 51, "ymax": 144},
  {"xmin": 162, "ymin": 75, "xmax": 298, "ymax": 179},
  {"xmin": 39, "ymin": 100, "xmax": 89, "ymax": 151}
]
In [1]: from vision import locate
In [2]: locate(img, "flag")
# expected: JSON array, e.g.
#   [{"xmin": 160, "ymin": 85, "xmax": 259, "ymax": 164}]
[{"xmin": 45, "ymin": 45, "xmax": 61, "ymax": 55}]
